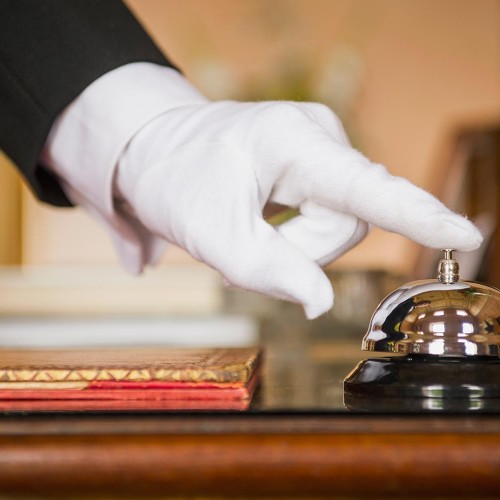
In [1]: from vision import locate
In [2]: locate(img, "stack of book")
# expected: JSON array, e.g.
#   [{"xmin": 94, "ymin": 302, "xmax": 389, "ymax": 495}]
[{"xmin": 0, "ymin": 347, "xmax": 262, "ymax": 411}]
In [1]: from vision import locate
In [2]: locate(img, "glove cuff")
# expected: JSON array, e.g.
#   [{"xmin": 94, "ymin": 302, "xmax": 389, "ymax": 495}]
[{"xmin": 40, "ymin": 63, "xmax": 208, "ymax": 272}]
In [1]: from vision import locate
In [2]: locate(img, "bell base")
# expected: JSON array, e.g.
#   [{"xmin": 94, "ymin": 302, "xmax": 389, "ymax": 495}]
[{"xmin": 344, "ymin": 355, "xmax": 500, "ymax": 412}]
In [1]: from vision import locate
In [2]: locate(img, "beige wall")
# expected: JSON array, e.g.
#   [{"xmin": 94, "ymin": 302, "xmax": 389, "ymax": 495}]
[{"xmin": 4, "ymin": 0, "xmax": 500, "ymax": 273}]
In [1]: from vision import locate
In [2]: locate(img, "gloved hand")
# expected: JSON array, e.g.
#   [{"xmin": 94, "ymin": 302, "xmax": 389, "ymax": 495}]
[{"xmin": 43, "ymin": 64, "xmax": 482, "ymax": 319}]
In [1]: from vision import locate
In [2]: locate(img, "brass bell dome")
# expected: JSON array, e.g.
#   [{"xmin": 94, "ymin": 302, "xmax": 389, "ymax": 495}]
[{"xmin": 362, "ymin": 250, "xmax": 500, "ymax": 357}]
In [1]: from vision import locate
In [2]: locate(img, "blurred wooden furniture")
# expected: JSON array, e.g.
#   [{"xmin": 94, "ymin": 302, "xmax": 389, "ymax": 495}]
[
  {"xmin": 414, "ymin": 123, "xmax": 500, "ymax": 287},
  {"xmin": 467, "ymin": 125, "xmax": 500, "ymax": 286}
]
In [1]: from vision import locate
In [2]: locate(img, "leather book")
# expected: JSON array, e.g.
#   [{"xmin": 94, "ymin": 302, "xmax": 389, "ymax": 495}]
[{"xmin": 0, "ymin": 347, "xmax": 262, "ymax": 411}]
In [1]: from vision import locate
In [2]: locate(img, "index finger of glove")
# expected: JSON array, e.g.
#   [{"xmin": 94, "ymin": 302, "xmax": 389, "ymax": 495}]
[{"xmin": 292, "ymin": 141, "xmax": 482, "ymax": 252}]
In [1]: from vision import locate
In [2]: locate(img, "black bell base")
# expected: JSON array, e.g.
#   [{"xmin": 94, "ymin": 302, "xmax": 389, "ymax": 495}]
[{"xmin": 344, "ymin": 355, "xmax": 500, "ymax": 413}]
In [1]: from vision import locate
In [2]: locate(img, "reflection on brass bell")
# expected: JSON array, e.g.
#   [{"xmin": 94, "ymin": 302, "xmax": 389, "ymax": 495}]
[{"xmin": 344, "ymin": 250, "xmax": 500, "ymax": 412}]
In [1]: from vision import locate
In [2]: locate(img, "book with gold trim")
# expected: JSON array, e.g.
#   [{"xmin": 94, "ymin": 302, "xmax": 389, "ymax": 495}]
[{"xmin": 0, "ymin": 347, "xmax": 262, "ymax": 411}]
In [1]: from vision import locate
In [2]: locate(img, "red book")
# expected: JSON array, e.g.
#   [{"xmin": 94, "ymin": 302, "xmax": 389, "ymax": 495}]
[{"xmin": 0, "ymin": 347, "xmax": 262, "ymax": 411}]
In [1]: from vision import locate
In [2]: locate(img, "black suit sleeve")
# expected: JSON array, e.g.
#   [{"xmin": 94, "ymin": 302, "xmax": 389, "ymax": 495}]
[{"xmin": 0, "ymin": 0, "xmax": 175, "ymax": 206}]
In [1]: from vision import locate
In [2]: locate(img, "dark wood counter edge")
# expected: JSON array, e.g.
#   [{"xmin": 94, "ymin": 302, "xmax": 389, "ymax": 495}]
[
  {"xmin": 1, "ymin": 431, "xmax": 500, "ymax": 496},
  {"xmin": 2, "ymin": 413, "xmax": 500, "ymax": 496},
  {"xmin": 1, "ymin": 412, "xmax": 500, "ymax": 435}
]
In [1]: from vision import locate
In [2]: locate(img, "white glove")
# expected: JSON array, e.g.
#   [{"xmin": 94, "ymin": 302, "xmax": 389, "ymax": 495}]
[{"xmin": 42, "ymin": 64, "xmax": 482, "ymax": 319}]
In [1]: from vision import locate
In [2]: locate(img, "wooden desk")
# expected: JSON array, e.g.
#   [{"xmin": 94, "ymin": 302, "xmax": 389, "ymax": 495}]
[{"xmin": 1, "ymin": 335, "xmax": 500, "ymax": 498}]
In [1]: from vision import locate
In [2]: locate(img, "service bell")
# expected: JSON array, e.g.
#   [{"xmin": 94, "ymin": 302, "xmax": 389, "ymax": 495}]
[{"xmin": 344, "ymin": 250, "xmax": 500, "ymax": 411}]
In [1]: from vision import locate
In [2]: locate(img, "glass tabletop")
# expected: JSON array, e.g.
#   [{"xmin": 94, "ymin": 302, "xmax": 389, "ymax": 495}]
[
  {"xmin": 1, "ymin": 274, "xmax": 499, "ymax": 416},
  {"xmin": 243, "ymin": 291, "xmax": 500, "ymax": 415}
]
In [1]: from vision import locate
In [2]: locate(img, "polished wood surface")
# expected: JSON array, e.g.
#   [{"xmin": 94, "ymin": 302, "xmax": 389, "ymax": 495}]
[{"xmin": 1, "ymin": 413, "xmax": 499, "ymax": 497}]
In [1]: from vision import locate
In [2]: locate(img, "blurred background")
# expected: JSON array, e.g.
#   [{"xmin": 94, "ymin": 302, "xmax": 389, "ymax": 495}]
[{"xmin": 0, "ymin": 0, "xmax": 499, "ymax": 361}]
